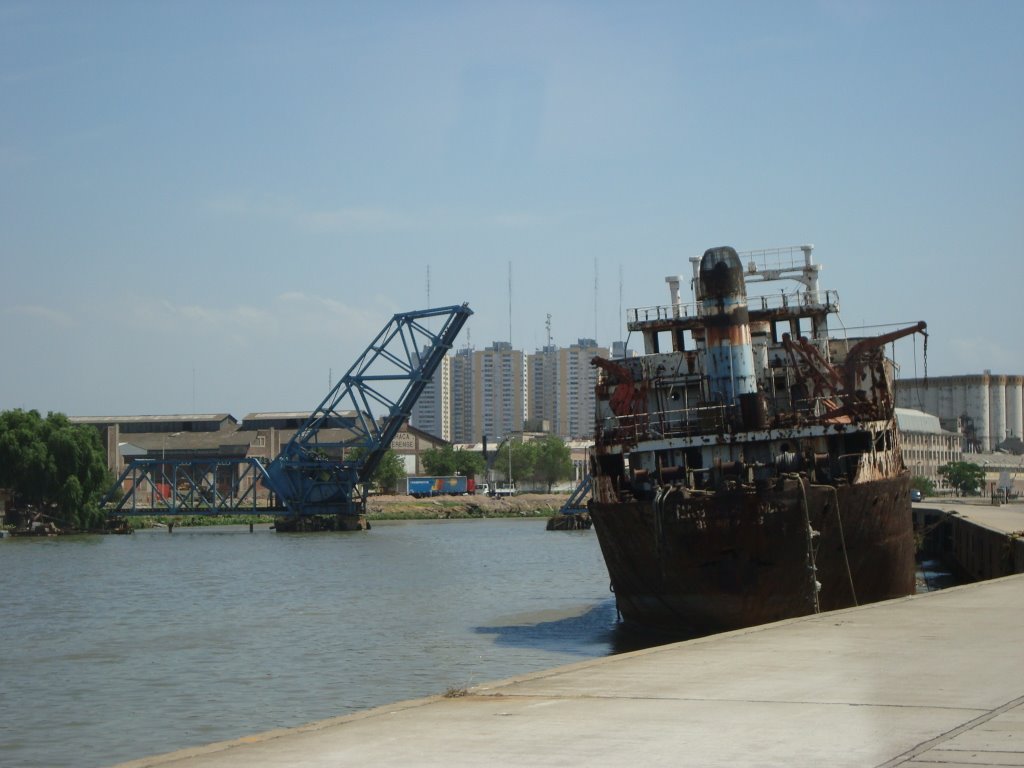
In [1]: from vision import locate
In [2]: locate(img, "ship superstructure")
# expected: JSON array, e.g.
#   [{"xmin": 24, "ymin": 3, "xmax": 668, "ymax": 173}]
[{"xmin": 589, "ymin": 245, "xmax": 926, "ymax": 632}]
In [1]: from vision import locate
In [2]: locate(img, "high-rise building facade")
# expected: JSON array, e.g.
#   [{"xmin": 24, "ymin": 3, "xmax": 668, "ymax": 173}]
[
  {"xmin": 526, "ymin": 338, "xmax": 608, "ymax": 439},
  {"xmin": 557, "ymin": 338, "xmax": 607, "ymax": 439},
  {"xmin": 528, "ymin": 345, "xmax": 559, "ymax": 431},
  {"xmin": 410, "ymin": 350, "xmax": 450, "ymax": 441},
  {"xmin": 472, "ymin": 342, "xmax": 526, "ymax": 443},
  {"xmin": 417, "ymin": 339, "xmax": 609, "ymax": 444},
  {"xmin": 449, "ymin": 347, "xmax": 476, "ymax": 444}
]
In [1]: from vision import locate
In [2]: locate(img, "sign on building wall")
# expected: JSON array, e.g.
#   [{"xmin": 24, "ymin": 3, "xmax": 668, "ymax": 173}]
[{"xmin": 391, "ymin": 431, "xmax": 416, "ymax": 451}]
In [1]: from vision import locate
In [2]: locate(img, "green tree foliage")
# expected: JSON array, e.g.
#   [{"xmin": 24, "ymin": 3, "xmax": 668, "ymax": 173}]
[
  {"xmin": 420, "ymin": 445, "xmax": 485, "ymax": 478},
  {"xmin": 910, "ymin": 476, "xmax": 936, "ymax": 496},
  {"xmin": 367, "ymin": 448, "xmax": 406, "ymax": 494},
  {"xmin": 491, "ymin": 437, "xmax": 575, "ymax": 490},
  {"xmin": 494, "ymin": 439, "xmax": 536, "ymax": 485},
  {"xmin": 346, "ymin": 447, "xmax": 406, "ymax": 495},
  {"xmin": 531, "ymin": 434, "xmax": 574, "ymax": 492},
  {"xmin": 0, "ymin": 409, "xmax": 113, "ymax": 530},
  {"xmin": 937, "ymin": 461, "xmax": 986, "ymax": 496}
]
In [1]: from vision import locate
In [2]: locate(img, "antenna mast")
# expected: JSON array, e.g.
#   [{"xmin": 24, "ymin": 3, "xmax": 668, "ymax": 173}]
[{"xmin": 619, "ymin": 264, "xmax": 624, "ymax": 345}]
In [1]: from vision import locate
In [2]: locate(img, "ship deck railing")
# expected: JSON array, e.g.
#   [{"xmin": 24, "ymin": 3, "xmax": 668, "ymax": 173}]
[
  {"xmin": 598, "ymin": 396, "xmax": 844, "ymax": 444},
  {"xmin": 598, "ymin": 404, "xmax": 729, "ymax": 443},
  {"xmin": 627, "ymin": 289, "xmax": 840, "ymax": 328},
  {"xmin": 741, "ymin": 244, "xmax": 812, "ymax": 272}
]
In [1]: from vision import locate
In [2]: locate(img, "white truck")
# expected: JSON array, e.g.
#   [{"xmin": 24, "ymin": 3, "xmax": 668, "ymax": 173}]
[{"xmin": 489, "ymin": 482, "xmax": 517, "ymax": 498}]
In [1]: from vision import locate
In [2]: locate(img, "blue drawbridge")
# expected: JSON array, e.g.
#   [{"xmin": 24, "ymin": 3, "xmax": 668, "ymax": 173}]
[
  {"xmin": 265, "ymin": 303, "xmax": 471, "ymax": 528},
  {"xmin": 101, "ymin": 457, "xmax": 274, "ymax": 516},
  {"xmin": 546, "ymin": 475, "xmax": 593, "ymax": 530},
  {"xmin": 102, "ymin": 303, "xmax": 472, "ymax": 530}
]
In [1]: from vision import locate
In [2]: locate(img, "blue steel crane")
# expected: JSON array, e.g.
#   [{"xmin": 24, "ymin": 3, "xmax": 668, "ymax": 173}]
[{"xmin": 265, "ymin": 303, "xmax": 472, "ymax": 530}]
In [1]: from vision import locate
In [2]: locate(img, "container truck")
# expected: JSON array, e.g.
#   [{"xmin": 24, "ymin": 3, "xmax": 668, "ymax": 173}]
[{"xmin": 406, "ymin": 475, "xmax": 476, "ymax": 498}]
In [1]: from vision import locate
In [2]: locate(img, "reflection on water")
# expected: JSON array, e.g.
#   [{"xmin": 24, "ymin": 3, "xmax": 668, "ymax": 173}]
[
  {"xmin": 0, "ymin": 520, "xmax": 617, "ymax": 768},
  {"xmin": 916, "ymin": 557, "xmax": 960, "ymax": 592},
  {"xmin": 477, "ymin": 601, "xmax": 619, "ymax": 656},
  {"xmin": 477, "ymin": 601, "xmax": 701, "ymax": 656}
]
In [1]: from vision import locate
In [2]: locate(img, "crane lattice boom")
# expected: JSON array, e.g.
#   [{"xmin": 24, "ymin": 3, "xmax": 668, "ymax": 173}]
[{"xmin": 265, "ymin": 303, "xmax": 472, "ymax": 520}]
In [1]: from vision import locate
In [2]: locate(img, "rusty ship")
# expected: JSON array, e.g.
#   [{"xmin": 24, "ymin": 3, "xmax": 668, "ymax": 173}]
[{"xmin": 589, "ymin": 244, "xmax": 926, "ymax": 633}]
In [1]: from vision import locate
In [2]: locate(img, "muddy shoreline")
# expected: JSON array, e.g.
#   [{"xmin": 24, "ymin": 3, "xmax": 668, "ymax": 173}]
[{"xmin": 366, "ymin": 492, "xmax": 569, "ymax": 520}]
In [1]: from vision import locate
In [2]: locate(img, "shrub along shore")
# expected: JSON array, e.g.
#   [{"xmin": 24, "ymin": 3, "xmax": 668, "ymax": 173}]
[{"xmin": 120, "ymin": 493, "xmax": 570, "ymax": 528}]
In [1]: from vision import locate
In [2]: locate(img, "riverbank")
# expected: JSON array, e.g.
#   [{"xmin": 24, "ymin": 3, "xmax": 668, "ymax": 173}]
[
  {"xmin": 366, "ymin": 492, "xmax": 568, "ymax": 520},
  {"xmin": 92, "ymin": 493, "xmax": 571, "ymax": 530}
]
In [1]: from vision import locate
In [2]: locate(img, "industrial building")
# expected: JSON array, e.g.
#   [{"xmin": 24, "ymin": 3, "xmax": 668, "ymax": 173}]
[
  {"xmin": 70, "ymin": 414, "xmax": 446, "ymax": 487},
  {"xmin": 895, "ymin": 373, "xmax": 1024, "ymax": 453},
  {"xmin": 895, "ymin": 407, "xmax": 963, "ymax": 490}
]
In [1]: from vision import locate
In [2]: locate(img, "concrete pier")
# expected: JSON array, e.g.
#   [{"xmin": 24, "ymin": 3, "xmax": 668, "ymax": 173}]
[
  {"xmin": 114, "ymin": 573, "xmax": 1024, "ymax": 768},
  {"xmin": 916, "ymin": 499, "xmax": 1024, "ymax": 579}
]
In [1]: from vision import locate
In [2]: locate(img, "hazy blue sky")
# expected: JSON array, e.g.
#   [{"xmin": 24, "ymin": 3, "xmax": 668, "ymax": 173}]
[{"xmin": 2, "ymin": 1, "xmax": 1021, "ymax": 419}]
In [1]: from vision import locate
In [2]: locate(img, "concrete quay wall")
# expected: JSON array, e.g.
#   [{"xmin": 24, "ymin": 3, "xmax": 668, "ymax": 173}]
[
  {"xmin": 948, "ymin": 512, "xmax": 1024, "ymax": 580},
  {"xmin": 916, "ymin": 500, "xmax": 1024, "ymax": 581}
]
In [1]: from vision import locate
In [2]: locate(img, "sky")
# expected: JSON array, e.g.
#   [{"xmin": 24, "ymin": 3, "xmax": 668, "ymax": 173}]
[{"xmin": 2, "ymin": 0, "xmax": 1022, "ymax": 420}]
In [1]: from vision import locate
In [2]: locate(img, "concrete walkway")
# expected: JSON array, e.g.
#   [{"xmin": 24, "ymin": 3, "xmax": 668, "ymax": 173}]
[
  {"xmin": 920, "ymin": 497, "xmax": 1024, "ymax": 535},
  {"xmin": 114, "ymin": 573, "xmax": 1024, "ymax": 768}
]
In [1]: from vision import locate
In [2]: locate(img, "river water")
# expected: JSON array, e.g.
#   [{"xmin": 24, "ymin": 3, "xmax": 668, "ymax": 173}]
[
  {"xmin": 0, "ymin": 520, "xmax": 628, "ymax": 768},
  {"xmin": 1, "ymin": 519, "xmax": 956, "ymax": 768}
]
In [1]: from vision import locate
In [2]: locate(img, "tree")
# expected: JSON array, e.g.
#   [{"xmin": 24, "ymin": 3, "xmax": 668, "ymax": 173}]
[
  {"xmin": 494, "ymin": 439, "xmax": 536, "ymax": 486},
  {"xmin": 531, "ymin": 434, "xmax": 574, "ymax": 492},
  {"xmin": 420, "ymin": 445, "xmax": 484, "ymax": 478},
  {"xmin": 0, "ymin": 409, "xmax": 113, "ymax": 530},
  {"xmin": 937, "ymin": 461, "xmax": 986, "ymax": 497},
  {"xmin": 367, "ymin": 449, "xmax": 406, "ymax": 495},
  {"xmin": 910, "ymin": 476, "xmax": 936, "ymax": 496}
]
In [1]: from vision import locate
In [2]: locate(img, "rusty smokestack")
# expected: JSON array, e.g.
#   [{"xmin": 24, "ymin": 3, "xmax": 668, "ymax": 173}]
[{"xmin": 699, "ymin": 246, "xmax": 757, "ymax": 405}]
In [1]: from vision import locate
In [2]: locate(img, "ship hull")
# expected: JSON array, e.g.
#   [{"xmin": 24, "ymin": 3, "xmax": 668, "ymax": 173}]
[{"xmin": 589, "ymin": 473, "xmax": 915, "ymax": 633}]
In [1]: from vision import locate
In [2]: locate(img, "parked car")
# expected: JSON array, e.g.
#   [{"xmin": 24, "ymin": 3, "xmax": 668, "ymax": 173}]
[{"xmin": 910, "ymin": 489, "xmax": 923, "ymax": 502}]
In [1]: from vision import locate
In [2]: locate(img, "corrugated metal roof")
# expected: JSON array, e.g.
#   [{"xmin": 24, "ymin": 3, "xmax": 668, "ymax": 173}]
[
  {"xmin": 70, "ymin": 414, "xmax": 236, "ymax": 424},
  {"xmin": 895, "ymin": 408, "xmax": 944, "ymax": 434}
]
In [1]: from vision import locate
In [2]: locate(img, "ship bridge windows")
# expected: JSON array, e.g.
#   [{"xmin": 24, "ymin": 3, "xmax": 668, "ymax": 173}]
[
  {"xmin": 643, "ymin": 328, "xmax": 700, "ymax": 355},
  {"xmin": 643, "ymin": 330, "xmax": 663, "ymax": 354},
  {"xmin": 844, "ymin": 431, "xmax": 872, "ymax": 456},
  {"xmin": 595, "ymin": 452, "xmax": 625, "ymax": 481},
  {"xmin": 875, "ymin": 429, "xmax": 896, "ymax": 452}
]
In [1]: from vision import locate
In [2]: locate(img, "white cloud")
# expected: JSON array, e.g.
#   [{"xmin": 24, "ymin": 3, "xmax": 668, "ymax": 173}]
[
  {"xmin": 120, "ymin": 294, "xmax": 396, "ymax": 353},
  {"xmin": 127, "ymin": 298, "xmax": 280, "ymax": 345},
  {"xmin": 4, "ymin": 304, "xmax": 74, "ymax": 328}
]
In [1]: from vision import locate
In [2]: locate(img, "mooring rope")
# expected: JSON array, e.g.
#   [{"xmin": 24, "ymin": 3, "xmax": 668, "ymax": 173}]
[
  {"xmin": 793, "ymin": 474, "xmax": 821, "ymax": 614},
  {"xmin": 810, "ymin": 482, "xmax": 858, "ymax": 606}
]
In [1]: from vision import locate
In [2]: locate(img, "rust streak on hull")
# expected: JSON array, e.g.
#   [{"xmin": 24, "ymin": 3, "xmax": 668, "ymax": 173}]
[{"xmin": 590, "ymin": 475, "xmax": 915, "ymax": 632}]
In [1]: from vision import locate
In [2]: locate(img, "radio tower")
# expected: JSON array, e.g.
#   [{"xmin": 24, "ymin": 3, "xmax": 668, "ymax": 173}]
[{"xmin": 508, "ymin": 260, "xmax": 513, "ymax": 346}]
